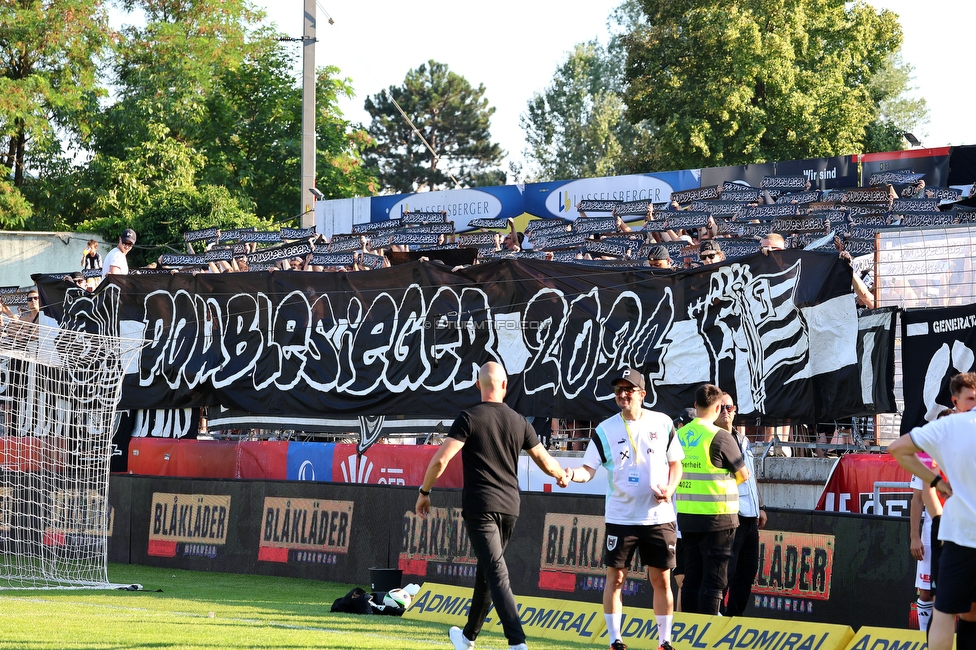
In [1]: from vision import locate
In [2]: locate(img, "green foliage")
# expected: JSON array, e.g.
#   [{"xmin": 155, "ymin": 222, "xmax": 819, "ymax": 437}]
[
  {"xmin": 522, "ymin": 41, "xmax": 648, "ymax": 181},
  {"xmin": 314, "ymin": 67, "xmax": 379, "ymax": 200},
  {"xmin": 521, "ymin": 0, "xmax": 656, "ymax": 180},
  {"xmin": 0, "ymin": 178, "xmax": 32, "ymax": 229},
  {"xmin": 74, "ymin": 122, "xmax": 270, "ymax": 266},
  {"xmin": 7, "ymin": 0, "xmax": 377, "ymax": 258},
  {"xmin": 862, "ymin": 52, "xmax": 928, "ymax": 153},
  {"xmin": 101, "ymin": 0, "xmax": 262, "ymax": 155},
  {"xmin": 126, "ymin": 185, "xmax": 263, "ymax": 267},
  {"xmin": 0, "ymin": 0, "xmax": 110, "ymax": 224},
  {"xmin": 364, "ymin": 60, "xmax": 504, "ymax": 192},
  {"xmin": 623, "ymin": 0, "xmax": 905, "ymax": 170},
  {"xmin": 86, "ymin": 5, "xmax": 375, "ymax": 231}
]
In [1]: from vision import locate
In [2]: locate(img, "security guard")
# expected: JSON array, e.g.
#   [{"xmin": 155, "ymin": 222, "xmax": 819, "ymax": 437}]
[{"xmin": 675, "ymin": 383, "xmax": 749, "ymax": 615}]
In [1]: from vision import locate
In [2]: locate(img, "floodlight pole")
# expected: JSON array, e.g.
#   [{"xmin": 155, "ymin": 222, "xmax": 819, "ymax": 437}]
[{"xmin": 300, "ymin": 0, "xmax": 317, "ymax": 228}]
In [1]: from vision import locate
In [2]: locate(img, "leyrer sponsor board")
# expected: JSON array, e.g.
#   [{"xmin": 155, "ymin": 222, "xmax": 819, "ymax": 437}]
[
  {"xmin": 258, "ymin": 497, "xmax": 353, "ymax": 564},
  {"xmin": 148, "ymin": 492, "xmax": 231, "ymax": 559}
]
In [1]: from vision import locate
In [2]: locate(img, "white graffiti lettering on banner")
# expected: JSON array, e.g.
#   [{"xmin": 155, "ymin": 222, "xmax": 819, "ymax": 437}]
[
  {"xmin": 131, "ymin": 408, "xmax": 196, "ymax": 439},
  {"xmin": 131, "ymin": 281, "xmax": 679, "ymax": 403},
  {"xmin": 689, "ymin": 262, "xmax": 807, "ymax": 414},
  {"xmin": 922, "ymin": 339, "xmax": 975, "ymax": 421}
]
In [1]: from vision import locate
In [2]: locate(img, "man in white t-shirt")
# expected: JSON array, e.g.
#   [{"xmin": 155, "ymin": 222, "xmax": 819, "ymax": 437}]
[
  {"xmin": 102, "ymin": 228, "xmax": 137, "ymax": 278},
  {"xmin": 560, "ymin": 367, "xmax": 683, "ymax": 650},
  {"xmin": 890, "ymin": 406, "xmax": 976, "ymax": 650},
  {"xmin": 907, "ymin": 373, "xmax": 976, "ymax": 635}
]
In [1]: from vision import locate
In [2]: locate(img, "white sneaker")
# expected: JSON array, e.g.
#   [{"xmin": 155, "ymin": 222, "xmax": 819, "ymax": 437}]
[
  {"xmin": 509, "ymin": 644, "xmax": 529, "ymax": 650},
  {"xmin": 449, "ymin": 626, "xmax": 474, "ymax": 649}
]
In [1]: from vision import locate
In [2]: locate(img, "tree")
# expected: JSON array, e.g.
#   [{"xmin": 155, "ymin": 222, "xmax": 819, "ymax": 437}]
[
  {"xmin": 200, "ymin": 42, "xmax": 376, "ymax": 219},
  {"xmin": 623, "ymin": 0, "xmax": 904, "ymax": 170},
  {"xmin": 55, "ymin": 0, "xmax": 374, "ymax": 249},
  {"xmin": 0, "ymin": 0, "xmax": 111, "ymax": 226},
  {"xmin": 862, "ymin": 52, "xmax": 928, "ymax": 153},
  {"xmin": 522, "ymin": 0, "xmax": 651, "ymax": 180},
  {"xmin": 93, "ymin": 0, "xmax": 264, "ymax": 161},
  {"xmin": 522, "ymin": 42, "xmax": 637, "ymax": 181},
  {"xmin": 364, "ymin": 60, "xmax": 504, "ymax": 193},
  {"xmin": 75, "ymin": 122, "xmax": 266, "ymax": 267}
]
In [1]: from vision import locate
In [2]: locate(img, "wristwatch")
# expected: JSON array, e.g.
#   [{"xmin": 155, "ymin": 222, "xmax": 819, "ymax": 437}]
[
  {"xmin": 418, "ymin": 486, "xmax": 431, "ymax": 496},
  {"xmin": 930, "ymin": 475, "xmax": 942, "ymax": 488}
]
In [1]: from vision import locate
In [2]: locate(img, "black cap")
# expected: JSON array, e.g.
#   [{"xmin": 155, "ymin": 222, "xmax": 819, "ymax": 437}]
[
  {"xmin": 609, "ymin": 367, "xmax": 645, "ymax": 391},
  {"xmin": 699, "ymin": 240, "xmax": 722, "ymax": 254},
  {"xmin": 649, "ymin": 245, "xmax": 670, "ymax": 261},
  {"xmin": 120, "ymin": 228, "xmax": 137, "ymax": 245},
  {"xmin": 674, "ymin": 407, "xmax": 697, "ymax": 428}
]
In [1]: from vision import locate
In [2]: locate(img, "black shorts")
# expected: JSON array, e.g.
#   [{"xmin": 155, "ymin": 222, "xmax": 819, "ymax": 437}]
[
  {"xmin": 934, "ymin": 541, "xmax": 976, "ymax": 614},
  {"xmin": 604, "ymin": 521, "xmax": 677, "ymax": 570}
]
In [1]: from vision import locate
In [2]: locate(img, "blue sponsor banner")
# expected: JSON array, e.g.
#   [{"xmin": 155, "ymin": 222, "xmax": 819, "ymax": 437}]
[
  {"xmin": 523, "ymin": 171, "xmax": 701, "ymax": 219},
  {"xmin": 286, "ymin": 442, "xmax": 336, "ymax": 482},
  {"xmin": 369, "ymin": 185, "xmax": 524, "ymax": 231}
]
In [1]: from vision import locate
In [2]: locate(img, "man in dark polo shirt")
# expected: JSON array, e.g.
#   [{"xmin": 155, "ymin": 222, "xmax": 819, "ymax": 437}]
[
  {"xmin": 675, "ymin": 383, "xmax": 749, "ymax": 615},
  {"xmin": 417, "ymin": 361, "xmax": 569, "ymax": 650}
]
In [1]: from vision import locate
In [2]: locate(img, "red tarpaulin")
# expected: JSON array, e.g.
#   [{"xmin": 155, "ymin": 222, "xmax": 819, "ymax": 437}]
[{"xmin": 815, "ymin": 453, "xmax": 914, "ymax": 516}]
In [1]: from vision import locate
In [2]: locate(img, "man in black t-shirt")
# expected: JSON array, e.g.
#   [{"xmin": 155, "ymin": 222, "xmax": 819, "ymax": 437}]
[
  {"xmin": 675, "ymin": 384, "xmax": 749, "ymax": 615},
  {"xmin": 417, "ymin": 361, "xmax": 568, "ymax": 650}
]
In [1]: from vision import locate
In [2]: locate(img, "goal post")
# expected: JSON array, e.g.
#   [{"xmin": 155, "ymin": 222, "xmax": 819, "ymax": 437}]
[{"xmin": 0, "ymin": 317, "xmax": 137, "ymax": 589}]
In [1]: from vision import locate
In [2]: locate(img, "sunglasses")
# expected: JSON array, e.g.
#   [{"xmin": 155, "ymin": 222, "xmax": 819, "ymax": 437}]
[
  {"xmin": 720, "ymin": 404, "xmax": 736, "ymax": 411},
  {"xmin": 700, "ymin": 253, "xmax": 717, "ymax": 261},
  {"xmin": 28, "ymin": 296, "xmax": 39, "ymax": 301},
  {"xmin": 613, "ymin": 386, "xmax": 640, "ymax": 395}
]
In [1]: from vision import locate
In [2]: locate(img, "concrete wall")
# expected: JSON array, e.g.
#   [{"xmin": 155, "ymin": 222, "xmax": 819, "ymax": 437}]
[
  {"xmin": 755, "ymin": 456, "xmax": 837, "ymax": 509},
  {"xmin": 0, "ymin": 231, "xmax": 105, "ymax": 288}
]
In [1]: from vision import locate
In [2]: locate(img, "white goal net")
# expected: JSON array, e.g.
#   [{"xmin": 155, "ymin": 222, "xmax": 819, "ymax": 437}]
[{"xmin": 0, "ymin": 317, "xmax": 136, "ymax": 589}]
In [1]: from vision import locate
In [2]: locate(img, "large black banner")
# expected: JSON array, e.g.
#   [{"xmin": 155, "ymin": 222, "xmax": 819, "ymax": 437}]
[
  {"xmin": 38, "ymin": 254, "xmax": 871, "ymax": 425},
  {"xmin": 900, "ymin": 302, "xmax": 976, "ymax": 432}
]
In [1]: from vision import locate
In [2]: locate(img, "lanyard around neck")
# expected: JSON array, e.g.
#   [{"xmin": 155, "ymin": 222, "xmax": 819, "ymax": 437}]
[{"xmin": 620, "ymin": 413, "xmax": 642, "ymax": 464}]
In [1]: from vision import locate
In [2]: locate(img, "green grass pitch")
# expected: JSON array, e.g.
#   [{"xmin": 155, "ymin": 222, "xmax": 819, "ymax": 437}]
[{"xmin": 0, "ymin": 563, "xmax": 595, "ymax": 649}]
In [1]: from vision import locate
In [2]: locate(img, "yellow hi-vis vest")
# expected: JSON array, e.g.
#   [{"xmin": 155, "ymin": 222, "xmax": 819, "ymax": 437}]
[{"xmin": 675, "ymin": 419, "xmax": 739, "ymax": 515}]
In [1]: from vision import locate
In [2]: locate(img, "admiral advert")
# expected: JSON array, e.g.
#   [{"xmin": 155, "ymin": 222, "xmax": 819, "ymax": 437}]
[
  {"xmin": 258, "ymin": 497, "xmax": 353, "ymax": 565},
  {"xmin": 149, "ymin": 492, "xmax": 231, "ymax": 559}
]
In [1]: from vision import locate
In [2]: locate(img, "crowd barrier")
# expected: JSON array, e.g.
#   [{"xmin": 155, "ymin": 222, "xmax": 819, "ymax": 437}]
[{"xmin": 107, "ymin": 475, "xmax": 915, "ymax": 629}]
